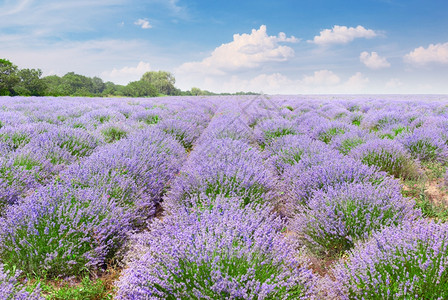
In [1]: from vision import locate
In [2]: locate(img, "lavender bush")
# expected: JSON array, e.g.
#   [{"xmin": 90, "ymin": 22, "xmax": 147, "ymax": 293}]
[
  {"xmin": 167, "ymin": 138, "xmax": 276, "ymax": 207},
  {"xmin": 291, "ymin": 183, "xmax": 420, "ymax": 256},
  {"xmin": 265, "ymin": 135, "xmax": 341, "ymax": 174},
  {"xmin": 399, "ymin": 127, "xmax": 448, "ymax": 162},
  {"xmin": 62, "ymin": 128, "xmax": 185, "ymax": 221},
  {"xmin": 329, "ymin": 220, "xmax": 448, "ymax": 299},
  {"xmin": 350, "ymin": 138, "xmax": 420, "ymax": 179},
  {"xmin": 254, "ymin": 117, "xmax": 297, "ymax": 148},
  {"xmin": 0, "ymin": 184, "xmax": 131, "ymax": 278},
  {"xmin": 283, "ymin": 157, "xmax": 400, "ymax": 209},
  {"xmin": 115, "ymin": 196, "xmax": 316, "ymax": 299}
]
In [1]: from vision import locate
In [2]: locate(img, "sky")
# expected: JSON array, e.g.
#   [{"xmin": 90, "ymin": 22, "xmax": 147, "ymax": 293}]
[{"xmin": 1, "ymin": 0, "xmax": 448, "ymax": 94}]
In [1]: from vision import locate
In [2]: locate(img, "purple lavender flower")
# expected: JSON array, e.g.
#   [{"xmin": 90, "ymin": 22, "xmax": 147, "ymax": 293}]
[
  {"xmin": 310, "ymin": 121, "xmax": 353, "ymax": 144},
  {"xmin": 290, "ymin": 183, "xmax": 420, "ymax": 256},
  {"xmin": 166, "ymin": 138, "xmax": 277, "ymax": 207},
  {"xmin": 0, "ymin": 184, "xmax": 132, "ymax": 278},
  {"xmin": 283, "ymin": 157, "xmax": 400, "ymax": 210},
  {"xmin": 115, "ymin": 196, "xmax": 316, "ymax": 299},
  {"xmin": 350, "ymin": 138, "xmax": 420, "ymax": 179},
  {"xmin": 329, "ymin": 129, "xmax": 372, "ymax": 155},
  {"xmin": 265, "ymin": 134, "xmax": 341, "ymax": 174},
  {"xmin": 399, "ymin": 127, "xmax": 448, "ymax": 162},
  {"xmin": 61, "ymin": 128, "xmax": 185, "ymax": 221},
  {"xmin": 328, "ymin": 220, "xmax": 448, "ymax": 299},
  {"xmin": 254, "ymin": 117, "xmax": 297, "ymax": 148}
]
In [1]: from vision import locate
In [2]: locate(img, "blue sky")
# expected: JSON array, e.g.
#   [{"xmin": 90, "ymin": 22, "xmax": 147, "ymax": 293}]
[{"xmin": 1, "ymin": 0, "xmax": 447, "ymax": 94}]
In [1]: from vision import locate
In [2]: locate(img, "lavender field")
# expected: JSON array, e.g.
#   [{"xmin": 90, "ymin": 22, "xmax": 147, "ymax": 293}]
[{"xmin": 1, "ymin": 95, "xmax": 448, "ymax": 299}]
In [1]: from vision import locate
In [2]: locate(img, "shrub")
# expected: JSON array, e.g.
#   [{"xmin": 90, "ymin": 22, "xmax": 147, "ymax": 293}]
[
  {"xmin": 254, "ymin": 117, "xmax": 297, "ymax": 148},
  {"xmin": 101, "ymin": 126, "xmax": 128, "ymax": 143},
  {"xmin": 167, "ymin": 138, "xmax": 276, "ymax": 207},
  {"xmin": 290, "ymin": 183, "xmax": 420, "ymax": 256},
  {"xmin": 265, "ymin": 135, "xmax": 340, "ymax": 174},
  {"xmin": 329, "ymin": 220, "xmax": 448, "ymax": 299},
  {"xmin": 0, "ymin": 185, "xmax": 131, "ymax": 278},
  {"xmin": 283, "ymin": 157, "xmax": 399, "ymax": 209},
  {"xmin": 350, "ymin": 138, "xmax": 420, "ymax": 179},
  {"xmin": 0, "ymin": 150, "xmax": 56, "ymax": 210},
  {"xmin": 330, "ymin": 130, "xmax": 372, "ymax": 155},
  {"xmin": 61, "ymin": 128, "xmax": 185, "ymax": 221},
  {"xmin": 311, "ymin": 121, "xmax": 351, "ymax": 144},
  {"xmin": 115, "ymin": 197, "xmax": 316, "ymax": 299},
  {"xmin": 399, "ymin": 127, "xmax": 448, "ymax": 162},
  {"xmin": 159, "ymin": 118, "xmax": 203, "ymax": 151}
]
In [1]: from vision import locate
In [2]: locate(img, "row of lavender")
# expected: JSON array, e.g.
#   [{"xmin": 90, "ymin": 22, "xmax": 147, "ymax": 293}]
[
  {"xmin": 0, "ymin": 96, "xmax": 216, "ymax": 298},
  {"xmin": 115, "ymin": 100, "xmax": 317, "ymax": 298}
]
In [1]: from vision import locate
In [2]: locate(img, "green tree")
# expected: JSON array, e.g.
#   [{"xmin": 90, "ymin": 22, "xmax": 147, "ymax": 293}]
[
  {"xmin": 92, "ymin": 76, "xmax": 106, "ymax": 94},
  {"xmin": 42, "ymin": 75, "xmax": 65, "ymax": 96},
  {"xmin": 61, "ymin": 72, "xmax": 94, "ymax": 96},
  {"xmin": 14, "ymin": 68, "xmax": 47, "ymax": 96},
  {"xmin": 122, "ymin": 80, "xmax": 157, "ymax": 97},
  {"xmin": 141, "ymin": 71, "xmax": 176, "ymax": 95},
  {"xmin": 0, "ymin": 59, "xmax": 19, "ymax": 96}
]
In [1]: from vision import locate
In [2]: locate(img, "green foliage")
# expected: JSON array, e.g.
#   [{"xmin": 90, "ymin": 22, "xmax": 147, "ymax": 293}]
[
  {"xmin": 360, "ymin": 150, "xmax": 419, "ymax": 179},
  {"xmin": 0, "ymin": 58, "xmax": 19, "ymax": 95},
  {"xmin": 318, "ymin": 127, "xmax": 346, "ymax": 144},
  {"xmin": 121, "ymin": 80, "xmax": 157, "ymax": 97},
  {"xmin": 101, "ymin": 127, "xmax": 127, "ymax": 143},
  {"xmin": 0, "ymin": 132, "xmax": 31, "ymax": 150},
  {"xmin": 338, "ymin": 138, "xmax": 365, "ymax": 155},
  {"xmin": 141, "ymin": 71, "xmax": 176, "ymax": 95},
  {"xmin": 262, "ymin": 128, "xmax": 295, "ymax": 148},
  {"xmin": 140, "ymin": 115, "xmax": 159, "ymax": 125},
  {"xmin": 14, "ymin": 68, "xmax": 47, "ymax": 96},
  {"xmin": 30, "ymin": 276, "xmax": 112, "ymax": 300}
]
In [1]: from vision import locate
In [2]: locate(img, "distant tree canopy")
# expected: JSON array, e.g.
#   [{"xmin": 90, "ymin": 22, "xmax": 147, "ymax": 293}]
[
  {"xmin": 0, "ymin": 58, "xmax": 259, "ymax": 97},
  {"xmin": 0, "ymin": 59, "xmax": 20, "ymax": 96},
  {"xmin": 141, "ymin": 71, "xmax": 176, "ymax": 95}
]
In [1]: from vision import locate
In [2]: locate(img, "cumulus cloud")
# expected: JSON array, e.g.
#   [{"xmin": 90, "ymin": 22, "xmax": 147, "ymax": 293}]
[
  {"xmin": 386, "ymin": 78, "xmax": 403, "ymax": 89},
  {"xmin": 177, "ymin": 25, "xmax": 299, "ymax": 75},
  {"xmin": 360, "ymin": 51, "xmax": 390, "ymax": 69},
  {"xmin": 404, "ymin": 42, "xmax": 448, "ymax": 65},
  {"xmin": 134, "ymin": 18, "xmax": 152, "ymax": 29},
  {"xmin": 343, "ymin": 72, "xmax": 369, "ymax": 91},
  {"xmin": 302, "ymin": 70, "xmax": 341, "ymax": 85},
  {"xmin": 101, "ymin": 61, "xmax": 151, "ymax": 84},
  {"xmin": 310, "ymin": 25, "xmax": 377, "ymax": 45}
]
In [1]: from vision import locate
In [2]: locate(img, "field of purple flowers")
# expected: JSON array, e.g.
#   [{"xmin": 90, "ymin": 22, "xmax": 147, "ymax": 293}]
[{"xmin": 1, "ymin": 95, "xmax": 448, "ymax": 299}]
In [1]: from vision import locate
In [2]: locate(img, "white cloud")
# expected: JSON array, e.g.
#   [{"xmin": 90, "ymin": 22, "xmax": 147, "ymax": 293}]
[
  {"xmin": 360, "ymin": 51, "xmax": 390, "ymax": 69},
  {"xmin": 178, "ymin": 70, "xmax": 371, "ymax": 94},
  {"xmin": 177, "ymin": 25, "xmax": 299, "ymax": 75},
  {"xmin": 386, "ymin": 78, "xmax": 403, "ymax": 88},
  {"xmin": 0, "ymin": 0, "xmax": 33, "ymax": 16},
  {"xmin": 404, "ymin": 42, "xmax": 448, "ymax": 65},
  {"xmin": 302, "ymin": 70, "xmax": 341, "ymax": 85},
  {"xmin": 101, "ymin": 61, "xmax": 151, "ymax": 83},
  {"xmin": 310, "ymin": 25, "xmax": 378, "ymax": 45},
  {"xmin": 134, "ymin": 18, "xmax": 152, "ymax": 29},
  {"xmin": 343, "ymin": 72, "xmax": 369, "ymax": 92}
]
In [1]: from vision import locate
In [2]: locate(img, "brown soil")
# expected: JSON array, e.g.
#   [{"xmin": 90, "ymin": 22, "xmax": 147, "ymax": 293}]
[{"xmin": 424, "ymin": 179, "xmax": 448, "ymax": 207}]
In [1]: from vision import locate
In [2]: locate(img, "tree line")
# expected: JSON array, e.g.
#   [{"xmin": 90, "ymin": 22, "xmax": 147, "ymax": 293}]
[{"xmin": 0, "ymin": 59, "xmax": 258, "ymax": 97}]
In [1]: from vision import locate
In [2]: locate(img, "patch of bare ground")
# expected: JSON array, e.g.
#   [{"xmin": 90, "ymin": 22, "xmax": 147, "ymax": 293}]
[{"xmin": 424, "ymin": 179, "xmax": 448, "ymax": 208}]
